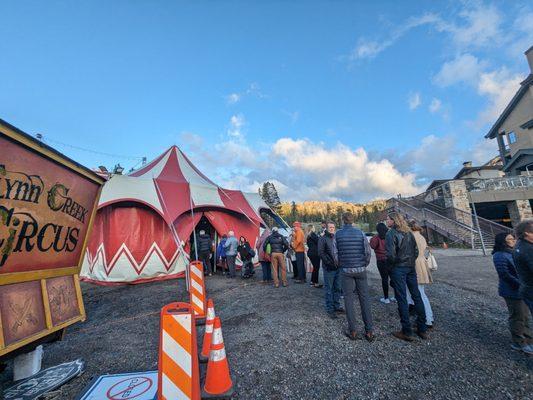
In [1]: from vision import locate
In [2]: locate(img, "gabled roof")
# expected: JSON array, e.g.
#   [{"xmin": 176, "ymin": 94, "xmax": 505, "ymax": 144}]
[
  {"xmin": 502, "ymin": 149, "xmax": 533, "ymax": 172},
  {"xmin": 485, "ymin": 74, "xmax": 533, "ymax": 139},
  {"xmin": 453, "ymin": 165, "xmax": 501, "ymax": 180},
  {"xmin": 98, "ymin": 146, "xmax": 270, "ymax": 226}
]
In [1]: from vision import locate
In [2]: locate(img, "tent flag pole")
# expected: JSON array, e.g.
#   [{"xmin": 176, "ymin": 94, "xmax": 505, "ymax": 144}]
[
  {"xmin": 189, "ymin": 186, "xmax": 198, "ymax": 261},
  {"xmin": 214, "ymin": 230, "xmax": 218, "ymax": 274}
]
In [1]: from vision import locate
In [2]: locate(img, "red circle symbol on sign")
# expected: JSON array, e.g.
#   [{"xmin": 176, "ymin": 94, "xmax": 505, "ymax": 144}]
[{"xmin": 106, "ymin": 377, "xmax": 153, "ymax": 400}]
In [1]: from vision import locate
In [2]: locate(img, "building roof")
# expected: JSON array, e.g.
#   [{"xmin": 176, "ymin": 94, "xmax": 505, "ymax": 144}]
[
  {"xmin": 485, "ymin": 74, "xmax": 533, "ymax": 139},
  {"xmin": 502, "ymin": 148, "xmax": 533, "ymax": 172},
  {"xmin": 453, "ymin": 165, "xmax": 501, "ymax": 180},
  {"xmin": 426, "ymin": 179, "xmax": 450, "ymax": 191}
]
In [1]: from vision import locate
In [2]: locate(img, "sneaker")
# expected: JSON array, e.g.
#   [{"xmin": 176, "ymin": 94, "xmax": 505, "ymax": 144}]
[
  {"xmin": 335, "ymin": 308, "xmax": 345, "ymax": 314},
  {"xmin": 389, "ymin": 297, "xmax": 397, "ymax": 302},
  {"xmin": 294, "ymin": 280, "xmax": 304, "ymax": 284},
  {"xmin": 314, "ymin": 284, "xmax": 324, "ymax": 288},
  {"xmin": 328, "ymin": 312, "xmax": 338, "ymax": 319},
  {"xmin": 511, "ymin": 343, "xmax": 523, "ymax": 351},
  {"xmin": 380, "ymin": 298, "xmax": 390, "ymax": 304},
  {"xmin": 522, "ymin": 344, "xmax": 533, "ymax": 355},
  {"xmin": 392, "ymin": 331, "xmax": 414, "ymax": 342},
  {"xmin": 364, "ymin": 332, "xmax": 375, "ymax": 342}
]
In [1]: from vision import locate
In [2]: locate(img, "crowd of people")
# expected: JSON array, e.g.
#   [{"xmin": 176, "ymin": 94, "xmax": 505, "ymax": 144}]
[{"xmin": 195, "ymin": 213, "xmax": 533, "ymax": 351}]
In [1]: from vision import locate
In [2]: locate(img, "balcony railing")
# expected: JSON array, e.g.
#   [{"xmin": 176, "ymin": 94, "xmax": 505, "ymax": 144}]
[{"xmin": 467, "ymin": 176, "xmax": 533, "ymax": 192}]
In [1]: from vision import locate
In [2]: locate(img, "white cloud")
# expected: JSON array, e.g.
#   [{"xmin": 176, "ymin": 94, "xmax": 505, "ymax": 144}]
[
  {"xmin": 442, "ymin": 4, "xmax": 503, "ymax": 50},
  {"xmin": 269, "ymin": 138, "xmax": 421, "ymax": 201},
  {"xmin": 433, "ymin": 53, "xmax": 487, "ymax": 87},
  {"xmin": 429, "ymin": 98, "xmax": 442, "ymax": 113},
  {"xmin": 225, "ymin": 82, "xmax": 266, "ymax": 105},
  {"xmin": 349, "ymin": 13, "xmax": 439, "ymax": 60},
  {"xmin": 226, "ymin": 93, "xmax": 241, "ymax": 104},
  {"xmin": 227, "ymin": 114, "xmax": 246, "ymax": 138},
  {"xmin": 408, "ymin": 92, "xmax": 421, "ymax": 110},
  {"xmin": 282, "ymin": 110, "xmax": 300, "ymax": 124},
  {"xmin": 475, "ymin": 67, "xmax": 522, "ymax": 126}
]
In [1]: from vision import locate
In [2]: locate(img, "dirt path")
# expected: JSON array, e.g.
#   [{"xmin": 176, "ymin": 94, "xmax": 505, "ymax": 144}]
[{"xmin": 1, "ymin": 250, "xmax": 532, "ymax": 399}]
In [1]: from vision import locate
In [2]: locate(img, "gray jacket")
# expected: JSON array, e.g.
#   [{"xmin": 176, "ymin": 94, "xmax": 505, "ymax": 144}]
[{"xmin": 224, "ymin": 236, "xmax": 239, "ymax": 256}]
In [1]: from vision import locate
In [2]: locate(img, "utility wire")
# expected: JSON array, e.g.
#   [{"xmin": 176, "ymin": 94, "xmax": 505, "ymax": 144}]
[{"xmin": 42, "ymin": 137, "xmax": 144, "ymax": 161}]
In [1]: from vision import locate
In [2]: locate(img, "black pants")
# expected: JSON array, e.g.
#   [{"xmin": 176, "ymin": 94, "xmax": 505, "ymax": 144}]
[
  {"xmin": 296, "ymin": 252, "xmax": 306, "ymax": 281},
  {"xmin": 309, "ymin": 255, "xmax": 321, "ymax": 284},
  {"xmin": 291, "ymin": 258, "xmax": 298, "ymax": 278},
  {"xmin": 199, "ymin": 251, "xmax": 211, "ymax": 274},
  {"xmin": 376, "ymin": 259, "xmax": 393, "ymax": 298}
]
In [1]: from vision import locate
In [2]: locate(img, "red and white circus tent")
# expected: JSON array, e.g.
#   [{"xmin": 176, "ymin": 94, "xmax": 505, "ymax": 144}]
[{"xmin": 81, "ymin": 145, "xmax": 276, "ymax": 284}]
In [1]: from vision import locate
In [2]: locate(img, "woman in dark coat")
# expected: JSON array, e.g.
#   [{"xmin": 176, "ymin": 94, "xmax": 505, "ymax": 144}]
[
  {"xmin": 492, "ymin": 232, "xmax": 533, "ymax": 354},
  {"xmin": 306, "ymin": 225, "xmax": 322, "ymax": 288},
  {"xmin": 370, "ymin": 222, "xmax": 394, "ymax": 303},
  {"xmin": 238, "ymin": 236, "xmax": 255, "ymax": 279}
]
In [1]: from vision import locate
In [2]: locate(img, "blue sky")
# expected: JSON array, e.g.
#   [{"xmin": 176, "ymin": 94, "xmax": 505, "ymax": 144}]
[{"xmin": 1, "ymin": 1, "xmax": 532, "ymax": 202}]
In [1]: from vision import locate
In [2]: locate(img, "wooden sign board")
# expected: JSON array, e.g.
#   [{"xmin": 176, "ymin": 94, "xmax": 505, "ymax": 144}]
[{"xmin": 0, "ymin": 119, "xmax": 105, "ymax": 356}]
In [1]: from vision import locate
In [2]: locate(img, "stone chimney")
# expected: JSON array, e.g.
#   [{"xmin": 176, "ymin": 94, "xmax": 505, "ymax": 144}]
[
  {"xmin": 463, "ymin": 161, "xmax": 472, "ymax": 168},
  {"xmin": 526, "ymin": 46, "xmax": 533, "ymax": 74}
]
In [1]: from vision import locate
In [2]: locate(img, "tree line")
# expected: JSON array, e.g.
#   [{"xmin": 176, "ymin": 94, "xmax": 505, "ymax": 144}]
[{"xmin": 258, "ymin": 181, "xmax": 387, "ymax": 232}]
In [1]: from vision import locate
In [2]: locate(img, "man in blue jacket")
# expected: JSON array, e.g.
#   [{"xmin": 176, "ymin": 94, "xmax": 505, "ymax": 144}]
[{"xmin": 336, "ymin": 212, "xmax": 374, "ymax": 342}]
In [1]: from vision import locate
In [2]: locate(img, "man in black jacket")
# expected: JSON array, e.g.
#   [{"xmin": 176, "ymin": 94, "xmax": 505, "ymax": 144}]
[
  {"xmin": 197, "ymin": 230, "xmax": 213, "ymax": 276},
  {"xmin": 318, "ymin": 222, "xmax": 342, "ymax": 319},
  {"xmin": 513, "ymin": 220, "xmax": 533, "ymax": 314},
  {"xmin": 263, "ymin": 227, "xmax": 290, "ymax": 287}
]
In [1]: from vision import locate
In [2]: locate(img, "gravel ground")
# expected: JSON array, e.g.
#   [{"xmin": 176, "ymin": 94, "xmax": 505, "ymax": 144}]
[{"xmin": 1, "ymin": 249, "xmax": 532, "ymax": 399}]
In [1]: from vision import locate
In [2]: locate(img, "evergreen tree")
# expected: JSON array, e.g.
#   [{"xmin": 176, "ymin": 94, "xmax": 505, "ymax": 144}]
[{"xmin": 260, "ymin": 181, "xmax": 282, "ymax": 212}]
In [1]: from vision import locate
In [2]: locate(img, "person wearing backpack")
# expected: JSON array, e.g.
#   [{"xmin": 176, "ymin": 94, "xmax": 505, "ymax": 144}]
[
  {"xmin": 257, "ymin": 228, "xmax": 272, "ymax": 283},
  {"xmin": 386, "ymin": 212, "xmax": 428, "ymax": 342},
  {"xmin": 336, "ymin": 212, "xmax": 374, "ymax": 342},
  {"xmin": 318, "ymin": 221, "xmax": 341, "ymax": 319},
  {"xmin": 264, "ymin": 227, "xmax": 290, "ymax": 287}
]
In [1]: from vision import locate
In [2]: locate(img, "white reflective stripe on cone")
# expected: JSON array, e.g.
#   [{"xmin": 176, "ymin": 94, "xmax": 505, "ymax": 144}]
[
  {"xmin": 209, "ymin": 348, "xmax": 227, "ymax": 362},
  {"xmin": 212, "ymin": 328, "xmax": 223, "ymax": 345},
  {"xmin": 205, "ymin": 324, "xmax": 213, "ymax": 333},
  {"xmin": 207, "ymin": 307, "xmax": 215, "ymax": 319}
]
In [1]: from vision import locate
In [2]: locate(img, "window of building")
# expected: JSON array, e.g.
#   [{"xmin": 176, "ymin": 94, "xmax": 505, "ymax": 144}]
[{"xmin": 508, "ymin": 131, "xmax": 516, "ymax": 144}]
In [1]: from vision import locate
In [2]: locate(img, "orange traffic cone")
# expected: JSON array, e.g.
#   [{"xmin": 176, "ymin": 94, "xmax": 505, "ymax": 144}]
[
  {"xmin": 200, "ymin": 299, "xmax": 216, "ymax": 363},
  {"xmin": 202, "ymin": 317, "xmax": 233, "ymax": 399}
]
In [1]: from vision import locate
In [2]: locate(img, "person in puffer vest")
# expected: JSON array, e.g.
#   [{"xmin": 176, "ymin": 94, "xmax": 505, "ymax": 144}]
[{"xmin": 335, "ymin": 212, "xmax": 374, "ymax": 342}]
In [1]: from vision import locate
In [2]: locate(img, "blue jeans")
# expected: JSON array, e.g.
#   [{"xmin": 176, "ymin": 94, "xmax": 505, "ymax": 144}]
[
  {"xmin": 324, "ymin": 269, "xmax": 341, "ymax": 313},
  {"xmin": 261, "ymin": 261, "xmax": 272, "ymax": 281},
  {"xmin": 390, "ymin": 266, "xmax": 427, "ymax": 335}
]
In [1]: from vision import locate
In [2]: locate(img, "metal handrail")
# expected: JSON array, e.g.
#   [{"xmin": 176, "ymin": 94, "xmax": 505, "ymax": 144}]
[
  {"xmin": 395, "ymin": 199, "xmax": 477, "ymax": 233},
  {"xmin": 402, "ymin": 197, "xmax": 511, "ymax": 234}
]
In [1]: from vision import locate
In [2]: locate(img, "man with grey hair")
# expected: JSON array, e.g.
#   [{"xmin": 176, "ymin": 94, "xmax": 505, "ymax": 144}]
[
  {"xmin": 224, "ymin": 231, "xmax": 239, "ymax": 278},
  {"xmin": 514, "ymin": 219, "xmax": 533, "ymax": 314}
]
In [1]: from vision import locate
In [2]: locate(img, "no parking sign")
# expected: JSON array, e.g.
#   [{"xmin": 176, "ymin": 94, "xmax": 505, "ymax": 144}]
[{"xmin": 77, "ymin": 371, "xmax": 158, "ymax": 400}]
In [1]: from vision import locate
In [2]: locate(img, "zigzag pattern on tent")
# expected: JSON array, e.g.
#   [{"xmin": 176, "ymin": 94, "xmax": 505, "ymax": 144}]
[{"xmin": 86, "ymin": 242, "xmax": 184, "ymax": 276}]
